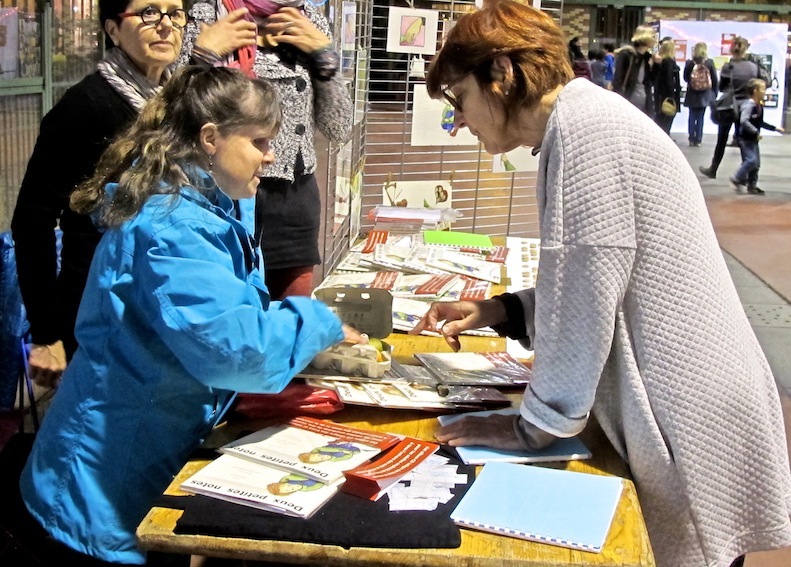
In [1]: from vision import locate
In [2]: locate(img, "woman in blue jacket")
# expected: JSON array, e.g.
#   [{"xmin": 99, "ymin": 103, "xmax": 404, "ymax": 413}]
[{"xmin": 19, "ymin": 66, "xmax": 360, "ymax": 566}]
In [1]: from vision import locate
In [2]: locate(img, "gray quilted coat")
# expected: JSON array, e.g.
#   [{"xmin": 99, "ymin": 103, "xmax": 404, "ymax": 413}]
[{"xmin": 516, "ymin": 78, "xmax": 791, "ymax": 567}]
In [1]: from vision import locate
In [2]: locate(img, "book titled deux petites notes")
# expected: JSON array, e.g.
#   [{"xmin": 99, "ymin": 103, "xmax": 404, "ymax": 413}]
[{"xmin": 450, "ymin": 461, "xmax": 623, "ymax": 553}]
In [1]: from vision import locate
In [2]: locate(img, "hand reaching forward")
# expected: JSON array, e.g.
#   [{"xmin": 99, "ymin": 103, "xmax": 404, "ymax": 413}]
[
  {"xmin": 259, "ymin": 7, "xmax": 331, "ymax": 54},
  {"xmin": 28, "ymin": 341, "xmax": 67, "ymax": 389},
  {"xmin": 409, "ymin": 299, "xmax": 507, "ymax": 352},
  {"xmin": 436, "ymin": 414, "xmax": 526, "ymax": 451},
  {"xmin": 341, "ymin": 324, "xmax": 368, "ymax": 345},
  {"xmin": 195, "ymin": 8, "xmax": 257, "ymax": 58},
  {"xmin": 437, "ymin": 413, "xmax": 558, "ymax": 451}
]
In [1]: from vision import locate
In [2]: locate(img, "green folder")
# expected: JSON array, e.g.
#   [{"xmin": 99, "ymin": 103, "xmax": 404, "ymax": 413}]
[{"xmin": 422, "ymin": 230, "xmax": 493, "ymax": 249}]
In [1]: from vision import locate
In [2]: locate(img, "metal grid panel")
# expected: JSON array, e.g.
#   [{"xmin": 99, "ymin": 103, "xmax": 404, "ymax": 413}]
[
  {"xmin": 317, "ymin": 0, "xmax": 373, "ymax": 280},
  {"xmin": 357, "ymin": 0, "xmax": 541, "ymax": 251}
]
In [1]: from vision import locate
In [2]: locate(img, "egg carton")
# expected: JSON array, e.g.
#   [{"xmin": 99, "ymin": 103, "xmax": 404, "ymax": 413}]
[{"xmin": 310, "ymin": 342, "xmax": 392, "ymax": 378}]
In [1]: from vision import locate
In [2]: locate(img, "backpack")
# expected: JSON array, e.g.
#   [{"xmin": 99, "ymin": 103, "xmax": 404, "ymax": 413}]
[{"xmin": 689, "ymin": 62, "xmax": 712, "ymax": 91}]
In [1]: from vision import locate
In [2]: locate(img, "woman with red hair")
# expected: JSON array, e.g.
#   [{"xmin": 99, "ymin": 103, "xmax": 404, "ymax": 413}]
[{"xmin": 414, "ymin": 3, "xmax": 791, "ymax": 566}]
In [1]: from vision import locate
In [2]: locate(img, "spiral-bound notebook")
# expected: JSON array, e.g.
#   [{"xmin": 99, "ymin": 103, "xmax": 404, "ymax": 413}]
[{"xmin": 450, "ymin": 461, "xmax": 623, "ymax": 553}]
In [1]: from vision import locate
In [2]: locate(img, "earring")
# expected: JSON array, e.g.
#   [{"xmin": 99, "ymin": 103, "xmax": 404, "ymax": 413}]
[
  {"xmin": 208, "ymin": 154, "xmax": 213, "ymax": 171},
  {"xmin": 504, "ymin": 89, "xmax": 510, "ymax": 96}
]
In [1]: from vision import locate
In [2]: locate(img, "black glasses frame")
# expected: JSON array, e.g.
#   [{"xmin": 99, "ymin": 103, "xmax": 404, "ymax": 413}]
[
  {"xmin": 441, "ymin": 68, "xmax": 477, "ymax": 113},
  {"xmin": 118, "ymin": 7, "xmax": 190, "ymax": 29}
]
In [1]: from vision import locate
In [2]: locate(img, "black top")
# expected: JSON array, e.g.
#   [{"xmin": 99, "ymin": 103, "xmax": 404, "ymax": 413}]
[
  {"xmin": 654, "ymin": 57, "xmax": 681, "ymax": 108},
  {"xmin": 11, "ymin": 72, "xmax": 136, "ymax": 356}
]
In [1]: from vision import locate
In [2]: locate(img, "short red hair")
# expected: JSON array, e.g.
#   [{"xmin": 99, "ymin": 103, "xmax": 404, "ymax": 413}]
[{"xmin": 426, "ymin": 1, "xmax": 573, "ymax": 117}]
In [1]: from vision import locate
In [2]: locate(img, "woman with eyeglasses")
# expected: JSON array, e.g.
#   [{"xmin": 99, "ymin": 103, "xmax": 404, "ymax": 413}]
[
  {"xmin": 411, "ymin": 4, "xmax": 791, "ymax": 567},
  {"xmin": 11, "ymin": 0, "xmax": 187, "ymax": 389}
]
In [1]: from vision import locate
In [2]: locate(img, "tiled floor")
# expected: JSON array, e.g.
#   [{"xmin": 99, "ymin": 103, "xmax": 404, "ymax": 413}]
[{"xmin": 683, "ymin": 132, "xmax": 791, "ymax": 567}]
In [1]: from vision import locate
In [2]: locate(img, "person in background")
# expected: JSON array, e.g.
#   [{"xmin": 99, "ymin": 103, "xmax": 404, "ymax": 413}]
[
  {"xmin": 10, "ymin": 0, "xmax": 186, "ymax": 388},
  {"xmin": 699, "ymin": 36, "xmax": 761, "ymax": 179},
  {"xmin": 683, "ymin": 41, "xmax": 718, "ymax": 147},
  {"xmin": 612, "ymin": 25, "xmax": 657, "ymax": 115},
  {"xmin": 653, "ymin": 37, "xmax": 680, "ymax": 135},
  {"xmin": 416, "ymin": 3, "xmax": 791, "ymax": 566},
  {"xmin": 730, "ymin": 78, "xmax": 784, "ymax": 195},
  {"xmin": 18, "ymin": 66, "xmax": 363, "ymax": 566},
  {"xmin": 588, "ymin": 48, "xmax": 607, "ymax": 88},
  {"xmin": 179, "ymin": 0, "xmax": 353, "ymax": 300},
  {"xmin": 568, "ymin": 36, "xmax": 591, "ymax": 80},
  {"xmin": 602, "ymin": 42, "xmax": 615, "ymax": 89}
]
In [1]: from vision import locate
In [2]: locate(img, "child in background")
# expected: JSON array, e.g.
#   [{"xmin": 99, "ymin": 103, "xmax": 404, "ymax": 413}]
[{"xmin": 730, "ymin": 78, "xmax": 784, "ymax": 195}]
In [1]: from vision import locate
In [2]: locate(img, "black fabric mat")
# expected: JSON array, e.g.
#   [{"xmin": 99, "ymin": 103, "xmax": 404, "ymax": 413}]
[{"xmin": 162, "ymin": 451, "xmax": 472, "ymax": 550}]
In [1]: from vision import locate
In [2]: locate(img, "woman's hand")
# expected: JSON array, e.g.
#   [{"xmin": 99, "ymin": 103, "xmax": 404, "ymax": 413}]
[
  {"xmin": 28, "ymin": 341, "xmax": 67, "ymax": 389},
  {"xmin": 436, "ymin": 414, "xmax": 526, "ymax": 451},
  {"xmin": 409, "ymin": 299, "xmax": 507, "ymax": 352},
  {"xmin": 259, "ymin": 7, "xmax": 331, "ymax": 54},
  {"xmin": 195, "ymin": 8, "xmax": 257, "ymax": 58},
  {"xmin": 341, "ymin": 324, "xmax": 367, "ymax": 344}
]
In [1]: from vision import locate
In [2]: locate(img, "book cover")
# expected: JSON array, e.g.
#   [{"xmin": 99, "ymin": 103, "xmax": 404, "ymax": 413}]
[
  {"xmin": 424, "ymin": 248, "xmax": 502, "ymax": 284},
  {"xmin": 391, "ymin": 273, "xmax": 459, "ymax": 299},
  {"xmin": 415, "ymin": 352, "xmax": 532, "ymax": 386},
  {"xmin": 450, "ymin": 462, "xmax": 623, "ymax": 552},
  {"xmin": 316, "ymin": 270, "xmax": 400, "ymax": 291},
  {"xmin": 390, "ymin": 296, "xmax": 497, "ymax": 338},
  {"xmin": 457, "ymin": 276, "xmax": 492, "ymax": 301},
  {"xmin": 342, "ymin": 437, "xmax": 439, "ymax": 500},
  {"xmin": 368, "ymin": 244, "xmax": 416, "ymax": 273},
  {"xmin": 437, "ymin": 408, "xmax": 591, "ymax": 465},
  {"xmin": 360, "ymin": 381, "xmax": 454, "ymax": 411},
  {"xmin": 220, "ymin": 416, "xmax": 400, "ymax": 485},
  {"xmin": 180, "ymin": 454, "xmax": 342, "ymax": 519},
  {"xmin": 422, "ymin": 230, "xmax": 494, "ymax": 249}
]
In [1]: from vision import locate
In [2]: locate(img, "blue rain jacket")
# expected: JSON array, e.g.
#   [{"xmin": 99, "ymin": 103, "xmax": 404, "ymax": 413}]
[{"xmin": 20, "ymin": 168, "xmax": 344, "ymax": 564}]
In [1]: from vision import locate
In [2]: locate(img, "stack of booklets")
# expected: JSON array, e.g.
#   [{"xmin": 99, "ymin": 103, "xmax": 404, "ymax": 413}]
[
  {"xmin": 302, "ymin": 361, "xmax": 511, "ymax": 411},
  {"xmin": 330, "ymin": 229, "xmax": 507, "ymax": 299},
  {"xmin": 341, "ymin": 437, "xmax": 439, "ymax": 501},
  {"xmin": 180, "ymin": 416, "xmax": 401, "ymax": 518}
]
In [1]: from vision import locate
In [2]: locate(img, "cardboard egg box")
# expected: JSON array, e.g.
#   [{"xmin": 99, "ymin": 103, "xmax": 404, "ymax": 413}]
[{"xmin": 311, "ymin": 287, "xmax": 394, "ymax": 378}]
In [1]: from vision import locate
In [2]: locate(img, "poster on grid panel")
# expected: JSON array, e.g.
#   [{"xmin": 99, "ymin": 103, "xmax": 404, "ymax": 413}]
[{"xmin": 659, "ymin": 20, "xmax": 787, "ymax": 136}]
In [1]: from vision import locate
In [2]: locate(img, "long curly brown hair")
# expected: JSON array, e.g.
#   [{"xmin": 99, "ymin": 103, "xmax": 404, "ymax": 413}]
[{"xmin": 71, "ymin": 66, "xmax": 281, "ymax": 227}]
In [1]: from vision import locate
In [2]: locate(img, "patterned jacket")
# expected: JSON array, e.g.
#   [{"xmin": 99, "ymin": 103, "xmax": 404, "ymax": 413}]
[{"xmin": 179, "ymin": 1, "xmax": 353, "ymax": 182}]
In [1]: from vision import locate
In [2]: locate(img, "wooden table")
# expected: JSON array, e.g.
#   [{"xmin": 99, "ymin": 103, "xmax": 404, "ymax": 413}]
[{"xmin": 137, "ymin": 333, "xmax": 655, "ymax": 566}]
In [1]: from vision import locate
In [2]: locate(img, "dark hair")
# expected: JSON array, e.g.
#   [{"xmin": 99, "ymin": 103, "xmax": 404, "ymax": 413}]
[
  {"xmin": 569, "ymin": 38, "xmax": 585, "ymax": 61},
  {"xmin": 425, "ymin": 1, "xmax": 572, "ymax": 120},
  {"xmin": 99, "ymin": 0, "xmax": 131, "ymax": 49},
  {"xmin": 588, "ymin": 49, "xmax": 604, "ymax": 61},
  {"xmin": 72, "ymin": 66, "xmax": 282, "ymax": 226},
  {"xmin": 603, "ymin": 42, "xmax": 615, "ymax": 52}
]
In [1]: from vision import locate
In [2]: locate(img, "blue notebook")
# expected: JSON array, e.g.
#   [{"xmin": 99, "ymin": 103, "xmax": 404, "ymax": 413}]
[
  {"xmin": 450, "ymin": 461, "xmax": 623, "ymax": 552},
  {"xmin": 437, "ymin": 409, "xmax": 591, "ymax": 465}
]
